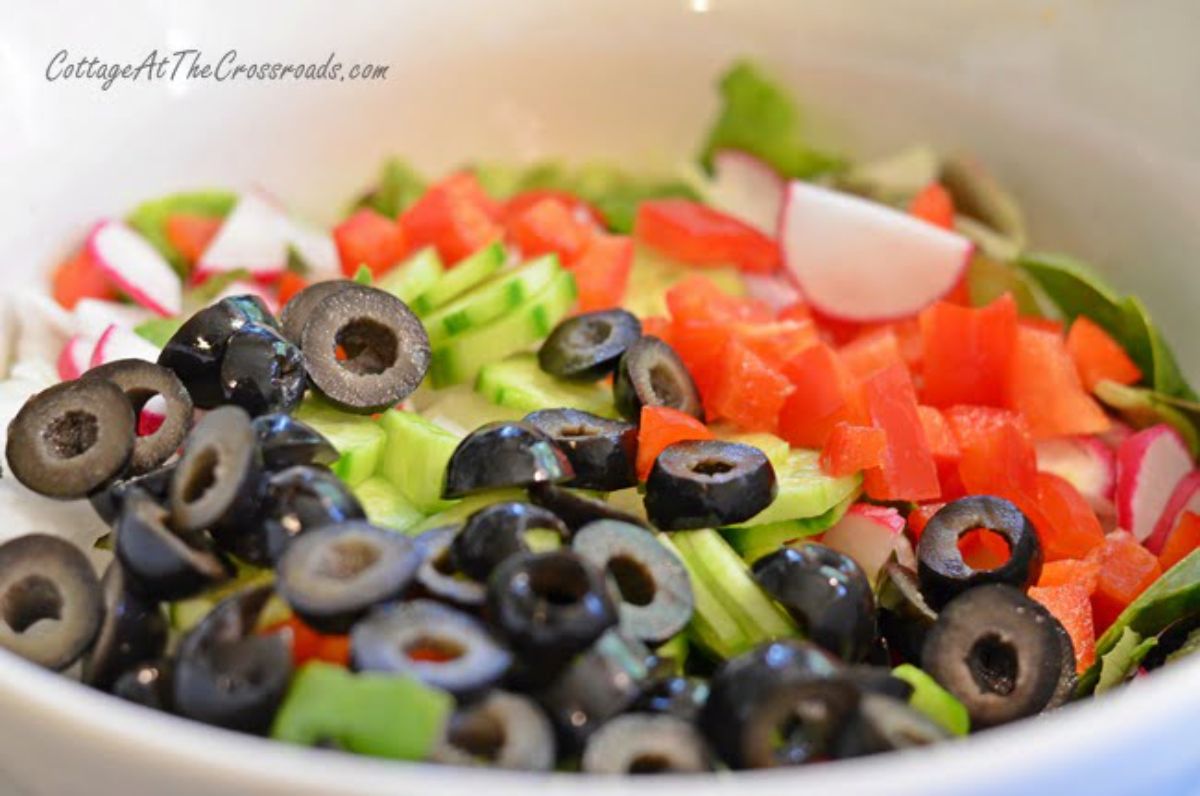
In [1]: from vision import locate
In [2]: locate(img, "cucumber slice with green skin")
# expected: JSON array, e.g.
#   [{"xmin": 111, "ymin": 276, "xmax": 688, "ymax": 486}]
[
  {"xmin": 622, "ymin": 248, "xmax": 746, "ymax": 318},
  {"xmin": 293, "ymin": 400, "xmax": 387, "ymax": 487},
  {"xmin": 353, "ymin": 477, "xmax": 425, "ymax": 534},
  {"xmin": 475, "ymin": 353, "xmax": 618, "ymax": 418},
  {"xmin": 377, "ymin": 246, "xmax": 443, "ymax": 304},
  {"xmin": 730, "ymin": 449, "xmax": 862, "ymax": 530},
  {"xmin": 663, "ymin": 529, "xmax": 799, "ymax": 660},
  {"xmin": 411, "ymin": 242, "xmax": 506, "ymax": 316},
  {"xmin": 429, "ymin": 270, "xmax": 578, "ymax": 389},
  {"xmin": 379, "ymin": 410, "xmax": 462, "ymax": 514},
  {"xmin": 407, "ymin": 489, "xmax": 527, "ymax": 534},
  {"xmin": 721, "ymin": 493, "xmax": 856, "ymax": 564},
  {"xmin": 422, "ymin": 255, "xmax": 561, "ymax": 345}
]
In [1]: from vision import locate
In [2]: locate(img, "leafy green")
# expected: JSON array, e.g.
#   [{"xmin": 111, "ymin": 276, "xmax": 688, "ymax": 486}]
[
  {"xmin": 352, "ymin": 264, "xmax": 373, "ymax": 285},
  {"xmin": 697, "ymin": 61, "xmax": 845, "ymax": 180},
  {"xmin": 837, "ymin": 145, "xmax": 940, "ymax": 207},
  {"xmin": 1166, "ymin": 626, "xmax": 1200, "ymax": 664},
  {"xmin": 966, "ymin": 253, "xmax": 1054, "ymax": 316},
  {"xmin": 940, "ymin": 154, "xmax": 1027, "ymax": 251},
  {"xmin": 356, "ymin": 158, "xmax": 426, "ymax": 217},
  {"xmin": 1093, "ymin": 381, "xmax": 1200, "ymax": 456},
  {"xmin": 892, "ymin": 664, "xmax": 970, "ymax": 736},
  {"xmin": 126, "ymin": 190, "xmax": 237, "ymax": 274},
  {"xmin": 1079, "ymin": 547, "xmax": 1200, "ymax": 694},
  {"xmin": 134, "ymin": 317, "xmax": 184, "ymax": 348},
  {"xmin": 1094, "ymin": 627, "xmax": 1157, "ymax": 695}
]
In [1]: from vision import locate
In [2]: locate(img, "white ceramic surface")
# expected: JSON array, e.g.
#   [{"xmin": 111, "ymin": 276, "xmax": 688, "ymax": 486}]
[{"xmin": 2, "ymin": 1, "xmax": 1200, "ymax": 793}]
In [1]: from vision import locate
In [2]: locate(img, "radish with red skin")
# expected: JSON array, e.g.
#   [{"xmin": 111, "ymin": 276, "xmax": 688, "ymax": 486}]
[
  {"xmin": 1145, "ymin": 470, "xmax": 1200, "ymax": 554},
  {"xmin": 195, "ymin": 191, "xmax": 291, "ymax": 282},
  {"xmin": 286, "ymin": 218, "xmax": 340, "ymax": 279},
  {"xmin": 820, "ymin": 503, "xmax": 911, "ymax": 584},
  {"xmin": 707, "ymin": 149, "xmax": 786, "ymax": 236},
  {"xmin": 1114, "ymin": 424, "xmax": 1193, "ymax": 542},
  {"xmin": 1035, "ymin": 436, "xmax": 1116, "ymax": 515},
  {"xmin": 741, "ymin": 272, "xmax": 803, "ymax": 312},
  {"xmin": 73, "ymin": 299, "xmax": 152, "ymax": 341},
  {"xmin": 56, "ymin": 336, "xmax": 93, "ymax": 381},
  {"xmin": 778, "ymin": 181, "xmax": 974, "ymax": 322},
  {"xmin": 87, "ymin": 221, "xmax": 182, "ymax": 317},
  {"xmin": 89, "ymin": 324, "xmax": 161, "ymax": 368}
]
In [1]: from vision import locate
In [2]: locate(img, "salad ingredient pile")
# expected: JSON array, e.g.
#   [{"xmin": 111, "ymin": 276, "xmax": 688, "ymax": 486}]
[{"xmin": 1, "ymin": 60, "xmax": 1199, "ymax": 776}]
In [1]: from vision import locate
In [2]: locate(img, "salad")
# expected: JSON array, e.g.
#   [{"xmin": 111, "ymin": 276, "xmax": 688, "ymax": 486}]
[{"xmin": 1, "ymin": 60, "xmax": 1198, "ymax": 774}]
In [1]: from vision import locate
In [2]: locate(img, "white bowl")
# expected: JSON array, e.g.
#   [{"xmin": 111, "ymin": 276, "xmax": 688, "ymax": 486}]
[{"xmin": 3, "ymin": 1, "xmax": 1200, "ymax": 793}]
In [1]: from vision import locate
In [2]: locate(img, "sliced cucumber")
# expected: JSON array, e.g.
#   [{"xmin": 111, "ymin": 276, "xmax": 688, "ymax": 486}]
[
  {"xmin": 713, "ymin": 428, "xmax": 790, "ymax": 471},
  {"xmin": 378, "ymin": 410, "xmax": 462, "ymax": 514},
  {"xmin": 354, "ymin": 477, "xmax": 425, "ymax": 534},
  {"xmin": 408, "ymin": 489, "xmax": 527, "ymax": 534},
  {"xmin": 294, "ymin": 400, "xmax": 387, "ymax": 487},
  {"xmin": 622, "ymin": 248, "xmax": 745, "ymax": 318},
  {"xmin": 429, "ymin": 270, "xmax": 577, "ymax": 389},
  {"xmin": 721, "ymin": 493, "xmax": 856, "ymax": 564},
  {"xmin": 422, "ymin": 255, "xmax": 560, "ymax": 345},
  {"xmin": 377, "ymin": 246, "xmax": 443, "ymax": 304},
  {"xmin": 420, "ymin": 385, "xmax": 523, "ymax": 436},
  {"xmin": 731, "ymin": 449, "xmax": 861, "ymax": 530},
  {"xmin": 168, "ymin": 568, "xmax": 281, "ymax": 633},
  {"xmin": 475, "ymin": 353, "xmax": 617, "ymax": 418},
  {"xmin": 655, "ymin": 633, "xmax": 690, "ymax": 676},
  {"xmin": 411, "ymin": 242, "xmax": 505, "ymax": 316}
]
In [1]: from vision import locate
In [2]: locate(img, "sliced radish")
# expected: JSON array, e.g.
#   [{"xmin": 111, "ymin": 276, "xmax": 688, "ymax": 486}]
[
  {"xmin": 1036, "ymin": 436, "xmax": 1116, "ymax": 511},
  {"xmin": 779, "ymin": 181, "xmax": 973, "ymax": 322},
  {"xmin": 820, "ymin": 503, "xmax": 907, "ymax": 584},
  {"xmin": 90, "ymin": 324, "xmax": 161, "ymax": 368},
  {"xmin": 708, "ymin": 149, "xmax": 786, "ymax": 236},
  {"xmin": 286, "ymin": 219, "xmax": 340, "ymax": 279},
  {"xmin": 1144, "ymin": 470, "xmax": 1200, "ymax": 554},
  {"xmin": 1099, "ymin": 420, "xmax": 1135, "ymax": 451},
  {"xmin": 1114, "ymin": 424, "xmax": 1193, "ymax": 542},
  {"xmin": 196, "ymin": 191, "xmax": 290, "ymax": 282},
  {"xmin": 741, "ymin": 272, "xmax": 803, "ymax": 312},
  {"xmin": 139, "ymin": 394, "xmax": 168, "ymax": 436},
  {"xmin": 56, "ymin": 336, "xmax": 94, "ymax": 381},
  {"xmin": 14, "ymin": 292, "xmax": 75, "ymax": 372},
  {"xmin": 88, "ymin": 221, "xmax": 182, "ymax": 317},
  {"xmin": 73, "ymin": 298, "xmax": 153, "ymax": 340}
]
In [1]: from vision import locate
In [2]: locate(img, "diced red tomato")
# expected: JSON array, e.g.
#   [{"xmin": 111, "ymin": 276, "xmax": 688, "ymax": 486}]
[
  {"xmin": 861, "ymin": 365, "xmax": 941, "ymax": 502},
  {"xmin": 635, "ymin": 199, "xmax": 781, "ymax": 274},
  {"xmin": 1066, "ymin": 316, "xmax": 1143, "ymax": 391},
  {"xmin": 277, "ymin": 272, "xmax": 308, "ymax": 307},
  {"xmin": 1087, "ymin": 531, "xmax": 1163, "ymax": 633},
  {"xmin": 333, "ymin": 209, "xmax": 407, "ymax": 278},
  {"xmin": 908, "ymin": 182, "xmax": 956, "ymax": 230},
  {"xmin": 502, "ymin": 189, "xmax": 604, "ymax": 228},
  {"xmin": 636, "ymin": 406, "xmax": 713, "ymax": 481},
  {"xmin": 666, "ymin": 275, "xmax": 773, "ymax": 326},
  {"xmin": 1159, "ymin": 511, "xmax": 1200, "ymax": 572},
  {"xmin": 1029, "ymin": 583, "xmax": 1097, "ymax": 673},
  {"xmin": 706, "ymin": 338, "xmax": 793, "ymax": 432},
  {"xmin": 839, "ymin": 327, "xmax": 906, "ymax": 383},
  {"xmin": 820, "ymin": 422, "xmax": 887, "ymax": 477},
  {"xmin": 777, "ymin": 344, "xmax": 865, "ymax": 448},
  {"xmin": 400, "ymin": 173, "xmax": 503, "ymax": 265},
  {"xmin": 51, "ymin": 247, "xmax": 117, "ymax": 310},
  {"xmin": 1007, "ymin": 325, "xmax": 1111, "ymax": 438},
  {"xmin": 569, "ymin": 234, "xmax": 634, "ymax": 313},
  {"xmin": 917, "ymin": 406, "xmax": 960, "ymax": 462},
  {"xmin": 165, "ymin": 213, "xmax": 223, "ymax": 266},
  {"xmin": 1035, "ymin": 472, "xmax": 1105, "ymax": 561},
  {"xmin": 1037, "ymin": 558, "xmax": 1102, "ymax": 595},
  {"xmin": 919, "ymin": 293, "xmax": 1017, "ymax": 408},
  {"xmin": 507, "ymin": 198, "xmax": 594, "ymax": 264},
  {"xmin": 263, "ymin": 616, "xmax": 351, "ymax": 667},
  {"xmin": 959, "ymin": 529, "xmax": 1011, "ymax": 570}
]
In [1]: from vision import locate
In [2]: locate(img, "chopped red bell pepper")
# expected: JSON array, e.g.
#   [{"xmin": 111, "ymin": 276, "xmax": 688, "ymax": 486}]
[
  {"xmin": 502, "ymin": 189, "xmax": 604, "ymax": 228},
  {"xmin": 263, "ymin": 616, "xmax": 351, "ymax": 667},
  {"xmin": 732, "ymin": 320, "xmax": 819, "ymax": 369},
  {"xmin": 636, "ymin": 406, "xmax": 714, "ymax": 481},
  {"xmin": 777, "ymin": 343, "xmax": 865, "ymax": 448},
  {"xmin": 908, "ymin": 182, "xmax": 956, "ymax": 230},
  {"xmin": 906, "ymin": 502, "xmax": 946, "ymax": 541},
  {"xmin": 706, "ymin": 338, "xmax": 793, "ymax": 433},
  {"xmin": 507, "ymin": 197, "xmax": 594, "ymax": 264},
  {"xmin": 1029, "ymin": 583, "xmax": 1097, "ymax": 673},
  {"xmin": 1066, "ymin": 315, "xmax": 1143, "ymax": 391},
  {"xmin": 639, "ymin": 315, "xmax": 673, "ymax": 341},
  {"xmin": 944, "ymin": 405, "xmax": 1038, "ymax": 500},
  {"xmin": 1020, "ymin": 316, "xmax": 1066, "ymax": 335},
  {"xmin": 820, "ymin": 422, "xmax": 887, "ymax": 477},
  {"xmin": 958, "ymin": 529, "xmax": 1011, "ymax": 570},
  {"xmin": 665, "ymin": 275, "xmax": 773, "ymax": 326},
  {"xmin": 1158, "ymin": 510, "xmax": 1200, "ymax": 572},
  {"xmin": 277, "ymin": 272, "xmax": 308, "ymax": 307},
  {"xmin": 1087, "ymin": 531, "xmax": 1163, "ymax": 633},
  {"xmin": 668, "ymin": 319, "xmax": 734, "ymax": 401},
  {"xmin": 333, "ymin": 208, "xmax": 408, "ymax": 278},
  {"xmin": 1035, "ymin": 472, "xmax": 1105, "ymax": 561},
  {"xmin": 1037, "ymin": 557, "xmax": 1101, "ymax": 595},
  {"xmin": 165, "ymin": 213, "xmax": 223, "ymax": 266},
  {"xmin": 917, "ymin": 406, "xmax": 960, "ymax": 462},
  {"xmin": 861, "ymin": 364, "xmax": 941, "ymax": 502},
  {"xmin": 839, "ymin": 327, "xmax": 906, "ymax": 383},
  {"xmin": 569, "ymin": 234, "xmax": 634, "ymax": 313},
  {"xmin": 635, "ymin": 199, "xmax": 781, "ymax": 274},
  {"xmin": 51, "ymin": 247, "xmax": 117, "ymax": 310},
  {"xmin": 919, "ymin": 293, "xmax": 1017, "ymax": 408},
  {"xmin": 400, "ymin": 173, "xmax": 503, "ymax": 265},
  {"xmin": 1007, "ymin": 325, "xmax": 1111, "ymax": 438}
]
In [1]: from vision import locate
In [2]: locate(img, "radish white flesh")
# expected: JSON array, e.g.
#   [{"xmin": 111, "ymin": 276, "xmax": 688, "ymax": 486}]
[
  {"xmin": 88, "ymin": 221, "xmax": 182, "ymax": 317},
  {"xmin": 1036, "ymin": 436, "xmax": 1116, "ymax": 509},
  {"xmin": 820, "ymin": 503, "xmax": 907, "ymax": 585},
  {"xmin": 286, "ymin": 219, "xmax": 340, "ymax": 279},
  {"xmin": 14, "ymin": 292, "xmax": 75, "ymax": 372},
  {"xmin": 89, "ymin": 324, "xmax": 161, "ymax": 368},
  {"xmin": 779, "ymin": 181, "xmax": 973, "ymax": 322},
  {"xmin": 56, "ymin": 336, "xmax": 93, "ymax": 381},
  {"xmin": 708, "ymin": 149, "xmax": 786, "ymax": 236},
  {"xmin": 1115, "ymin": 424, "xmax": 1193, "ymax": 542},
  {"xmin": 73, "ymin": 298, "xmax": 153, "ymax": 340},
  {"xmin": 741, "ymin": 272, "xmax": 803, "ymax": 312},
  {"xmin": 196, "ymin": 192, "xmax": 290, "ymax": 281},
  {"xmin": 1145, "ymin": 471, "xmax": 1200, "ymax": 554}
]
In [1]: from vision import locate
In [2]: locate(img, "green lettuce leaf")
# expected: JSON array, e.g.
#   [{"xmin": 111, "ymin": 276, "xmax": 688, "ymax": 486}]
[
  {"xmin": 126, "ymin": 190, "xmax": 237, "ymax": 275},
  {"xmin": 1094, "ymin": 627, "xmax": 1157, "ymax": 695},
  {"xmin": 1166, "ymin": 626, "xmax": 1200, "ymax": 665},
  {"xmin": 1093, "ymin": 380, "xmax": 1200, "ymax": 456},
  {"xmin": 356, "ymin": 158, "xmax": 426, "ymax": 218},
  {"xmin": 134, "ymin": 317, "xmax": 184, "ymax": 348}
]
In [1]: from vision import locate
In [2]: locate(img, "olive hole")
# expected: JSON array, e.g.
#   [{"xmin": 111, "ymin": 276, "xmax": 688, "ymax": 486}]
[
  {"xmin": 404, "ymin": 635, "xmax": 466, "ymax": 663},
  {"xmin": 558, "ymin": 425, "xmax": 599, "ymax": 438},
  {"xmin": 771, "ymin": 699, "xmax": 829, "ymax": 757},
  {"xmin": 629, "ymin": 754, "xmax": 673, "ymax": 774},
  {"xmin": 448, "ymin": 711, "xmax": 507, "ymax": 761},
  {"xmin": 181, "ymin": 448, "xmax": 220, "ymax": 504},
  {"xmin": 529, "ymin": 560, "xmax": 588, "ymax": 606},
  {"xmin": 569, "ymin": 320, "xmax": 613, "ymax": 348},
  {"xmin": 967, "ymin": 633, "xmax": 1019, "ymax": 696},
  {"xmin": 957, "ymin": 528, "xmax": 1012, "ymax": 571},
  {"xmin": 335, "ymin": 319, "xmax": 398, "ymax": 376},
  {"xmin": 607, "ymin": 555, "xmax": 656, "ymax": 607},
  {"xmin": 648, "ymin": 364, "xmax": 683, "ymax": 407},
  {"xmin": 314, "ymin": 539, "xmax": 381, "ymax": 580},
  {"xmin": 1, "ymin": 575, "xmax": 63, "ymax": 633},
  {"xmin": 43, "ymin": 410, "xmax": 99, "ymax": 460},
  {"xmin": 692, "ymin": 459, "xmax": 734, "ymax": 477}
]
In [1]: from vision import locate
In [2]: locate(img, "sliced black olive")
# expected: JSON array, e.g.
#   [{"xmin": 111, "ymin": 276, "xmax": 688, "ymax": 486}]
[
  {"xmin": 0, "ymin": 534, "xmax": 103, "ymax": 670},
  {"xmin": 279, "ymin": 279, "xmax": 354, "ymax": 344},
  {"xmin": 81, "ymin": 562, "xmax": 168, "ymax": 690},
  {"xmin": 411, "ymin": 527, "xmax": 487, "ymax": 609},
  {"xmin": 487, "ymin": 550, "xmax": 618, "ymax": 675},
  {"xmin": 921, "ymin": 584, "xmax": 1067, "ymax": 729},
  {"xmin": 582, "ymin": 713, "xmax": 712, "ymax": 774},
  {"xmin": 234, "ymin": 465, "xmax": 366, "ymax": 565},
  {"xmin": 528, "ymin": 483, "xmax": 648, "ymax": 531},
  {"xmin": 845, "ymin": 665, "xmax": 915, "ymax": 702},
  {"xmin": 917, "ymin": 496, "xmax": 1042, "ymax": 609},
  {"xmin": 537, "ymin": 309, "xmax": 642, "ymax": 381},
  {"xmin": 351, "ymin": 599, "xmax": 512, "ymax": 697},
  {"xmin": 300, "ymin": 284, "xmax": 430, "ymax": 413},
  {"xmin": 752, "ymin": 544, "xmax": 876, "ymax": 662},
  {"xmin": 252, "ymin": 413, "xmax": 338, "ymax": 470},
  {"xmin": 573, "ymin": 519, "xmax": 693, "ymax": 644},
  {"xmin": 219, "ymin": 324, "xmax": 307, "ymax": 417},
  {"xmin": 877, "ymin": 562, "xmax": 939, "ymax": 665},
  {"xmin": 169, "ymin": 406, "xmax": 263, "ymax": 535},
  {"xmin": 172, "ymin": 584, "xmax": 292, "ymax": 734},
  {"xmin": 115, "ymin": 489, "xmax": 231, "ymax": 601},
  {"xmin": 89, "ymin": 464, "xmax": 176, "ymax": 526},
  {"xmin": 443, "ymin": 421, "xmax": 573, "ymax": 499},
  {"xmin": 84, "ymin": 359, "xmax": 194, "ymax": 475},
  {"xmin": 644, "ymin": 440, "xmax": 777, "ymax": 531},
  {"xmin": 433, "ymin": 690, "xmax": 556, "ymax": 771},
  {"xmin": 834, "ymin": 693, "xmax": 951, "ymax": 759},
  {"xmin": 451, "ymin": 501, "xmax": 570, "ymax": 581},
  {"xmin": 613, "ymin": 336, "xmax": 703, "ymax": 422},
  {"xmin": 113, "ymin": 658, "xmax": 173, "ymax": 712},
  {"xmin": 633, "ymin": 676, "xmax": 710, "ymax": 723},
  {"xmin": 524, "ymin": 408, "xmax": 637, "ymax": 491},
  {"xmin": 158, "ymin": 295, "xmax": 277, "ymax": 409},
  {"xmin": 6, "ymin": 379, "xmax": 135, "ymax": 499},
  {"xmin": 1142, "ymin": 613, "xmax": 1200, "ymax": 671},
  {"xmin": 700, "ymin": 639, "xmax": 856, "ymax": 769},
  {"xmin": 536, "ymin": 629, "xmax": 656, "ymax": 748},
  {"xmin": 277, "ymin": 522, "xmax": 421, "ymax": 634}
]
